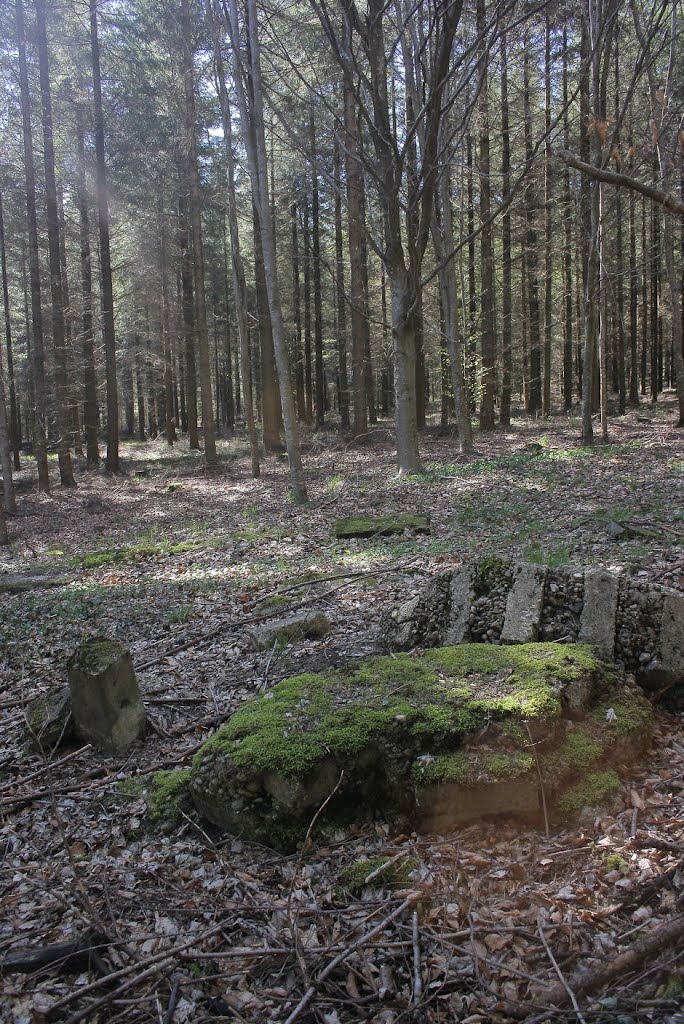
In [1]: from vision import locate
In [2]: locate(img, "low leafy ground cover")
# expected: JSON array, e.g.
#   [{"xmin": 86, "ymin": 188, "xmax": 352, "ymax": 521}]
[{"xmin": 0, "ymin": 399, "xmax": 683, "ymax": 1023}]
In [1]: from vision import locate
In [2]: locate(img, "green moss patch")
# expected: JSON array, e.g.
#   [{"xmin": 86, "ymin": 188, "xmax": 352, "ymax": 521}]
[
  {"xmin": 332, "ymin": 514, "xmax": 430, "ymax": 539},
  {"xmin": 68, "ymin": 637, "xmax": 126, "ymax": 674},
  {"xmin": 195, "ymin": 644, "xmax": 595, "ymax": 781},
  {"xmin": 558, "ymin": 770, "xmax": 622, "ymax": 815},
  {"xmin": 148, "ymin": 770, "xmax": 192, "ymax": 831}
]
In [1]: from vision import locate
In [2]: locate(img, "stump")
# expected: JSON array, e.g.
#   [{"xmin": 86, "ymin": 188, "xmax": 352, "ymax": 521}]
[{"xmin": 67, "ymin": 638, "xmax": 146, "ymax": 754}]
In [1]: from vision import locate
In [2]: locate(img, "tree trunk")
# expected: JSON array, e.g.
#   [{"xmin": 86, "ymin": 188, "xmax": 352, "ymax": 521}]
[
  {"xmin": 310, "ymin": 111, "xmax": 325, "ymax": 428},
  {"xmin": 542, "ymin": 12, "xmax": 553, "ymax": 418},
  {"xmin": 159, "ymin": 212, "xmax": 176, "ymax": 445},
  {"xmin": 562, "ymin": 27, "xmax": 574, "ymax": 412},
  {"xmin": 599, "ymin": 180, "xmax": 609, "ymax": 442},
  {"xmin": 433, "ymin": 159, "xmax": 472, "ymax": 453},
  {"xmin": 0, "ymin": 192, "xmax": 17, "ymax": 507},
  {"xmin": 628, "ymin": 178, "xmax": 640, "ymax": 407},
  {"xmin": 477, "ymin": 0, "xmax": 496, "ymax": 431},
  {"xmin": 220, "ymin": 213, "xmax": 235, "ymax": 431},
  {"xmin": 178, "ymin": 192, "xmax": 199, "ymax": 449},
  {"xmin": 0, "ymin": 192, "xmax": 20, "ymax": 470},
  {"xmin": 210, "ymin": 9, "xmax": 258, "ymax": 471},
  {"xmin": 342, "ymin": 52, "xmax": 368, "ymax": 439},
  {"xmin": 75, "ymin": 108, "xmax": 100, "ymax": 466},
  {"xmin": 15, "ymin": 0, "xmax": 49, "ymax": 493},
  {"xmin": 524, "ymin": 38, "xmax": 542, "ymax": 417},
  {"xmin": 302, "ymin": 191, "xmax": 313, "ymax": 424},
  {"xmin": 500, "ymin": 27, "xmax": 512, "ymax": 427},
  {"xmin": 135, "ymin": 341, "xmax": 146, "ymax": 441},
  {"xmin": 90, "ymin": 0, "xmax": 119, "ymax": 472},
  {"xmin": 223, "ymin": 0, "xmax": 307, "ymax": 501},
  {"xmin": 37, "ymin": 0, "xmax": 75, "ymax": 486},
  {"xmin": 181, "ymin": 0, "xmax": 217, "ymax": 466},
  {"xmin": 252, "ymin": 206, "xmax": 281, "ymax": 451},
  {"xmin": 333, "ymin": 135, "xmax": 350, "ymax": 430},
  {"xmin": 291, "ymin": 201, "xmax": 306, "ymax": 421}
]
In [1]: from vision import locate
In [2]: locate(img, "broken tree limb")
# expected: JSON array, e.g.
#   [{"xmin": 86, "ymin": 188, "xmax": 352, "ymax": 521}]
[
  {"xmin": 538, "ymin": 912, "xmax": 684, "ymax": 1010},
  {"xmin": 0, "ymin": 934, "xmax": 108, "ymax": 977},
  {"xmin": 553, "ymin": 148, "xmax": 684, "ymax": 217}
]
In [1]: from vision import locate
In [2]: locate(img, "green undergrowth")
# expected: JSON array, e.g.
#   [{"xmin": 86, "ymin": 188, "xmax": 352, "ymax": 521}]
[
  {"xmin": 79, "ymin": 536, "xmax": 210, "ymax": 570},
  {"xmin": 338, "ymin": 855, "xmax": 414, "ymax": 895}
]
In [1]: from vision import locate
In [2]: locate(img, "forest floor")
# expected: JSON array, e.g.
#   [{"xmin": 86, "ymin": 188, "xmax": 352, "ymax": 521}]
[{"xmin": 1, "ymin": 396, "xmax": 683, "ymax": 1024}]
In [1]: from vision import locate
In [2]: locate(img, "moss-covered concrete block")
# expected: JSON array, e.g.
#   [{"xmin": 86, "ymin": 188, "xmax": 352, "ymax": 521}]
[
  {"xmin": 189, "ymin": 643, "xmax": 652, "ymax": 849},
  {"xmin": 67, "ymin": 637, "xmax": 146, "ymax": 755},
  {"xmin": 332, "ymin": 514, "xmax": 430, "ymax": 539}
]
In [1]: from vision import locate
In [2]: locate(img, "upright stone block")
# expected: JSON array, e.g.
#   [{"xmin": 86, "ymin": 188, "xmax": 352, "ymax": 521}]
[
  {"xmin": 641, "ymin": 591, "xmax": 684, "ymax": 693},
  {"xmin": 501, "ymin": 564, "xmax": 547, "ymax": 644},
  {"xmin": 579, "ymin": 570, "xmax": 619, "ymax": 660},
  {"xmin": 443, "ymin": 566, "xmax": 473, "ymax": 645},
  {"xmin": 660, "ymin": 593, "xmax": 684, "ymax": 677},
  {"xmin": 68, "ymin": 637, "xmax": 146, "ymax": 754}
]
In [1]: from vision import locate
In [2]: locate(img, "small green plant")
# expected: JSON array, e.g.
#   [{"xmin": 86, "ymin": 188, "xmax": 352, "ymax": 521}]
[
  {"xmin": 325, "ymin": 472, "xmax": 345, "ymax": 492},
  {"xmin": 338, "ymin": 855, "xmax": 413, "ymax": 895},
  {"xmin": 164, "ymin": 606, "xmax": 192, "ymax": 626},
  {"xmin": 603, "ymin": 853, "xmax": 630, "ymax": 874},
  {"xmin": 242, "ymin": 503, "xmax": 260, "ymax": 524}
]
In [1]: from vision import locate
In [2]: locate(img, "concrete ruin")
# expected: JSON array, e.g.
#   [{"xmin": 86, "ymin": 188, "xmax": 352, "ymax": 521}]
[{"xmin": 379, "ymin": 557, "xmax": 684, "ymax": 701}]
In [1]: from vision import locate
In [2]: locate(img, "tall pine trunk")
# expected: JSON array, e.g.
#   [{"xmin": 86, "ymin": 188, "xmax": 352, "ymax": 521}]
[
  {"xmin": 342, "ymin": 51, "xmax": 368, "ymax": 439},
  {"xmin": 37, "ymin": 0, "xmax": 75, "ymax": 486},
  {"xmin": 181, "ymin": 0, "xmax": 217, "ymax": 465},
  {"xmin": 15, "ymin": 0, "xmax": 49, "ymax": 493},
  {"xmin": 500, "ymin": 28, "xmax": 512, "ymax": 427},
  {"xmin": 75, "ymin": 109, "xmax": 100, "ymax": 466},
  {"xmin": 333, "ymin": 136, "xmax": 350, "ymax": 430},
  {"xmin": 90, "ymin": 0, "xmax": 119, "ymax": 471},
  {"xmin": 524, "ymin": 37, "xmax": 542, "ymax": 417},
  {"xmin": 477, "ymin": 0, "xmax": 496, "ymax": 431}
]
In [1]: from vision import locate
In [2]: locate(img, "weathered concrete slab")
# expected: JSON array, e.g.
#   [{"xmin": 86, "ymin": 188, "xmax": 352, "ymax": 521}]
[
  {"xmin": 0, "ymin": 574, "xmax": 71, "ymax": 593},
  {"xmin": 443, "ymin": 566, "xmax": 473, "ymax": 645},
  {"xmin": 248, "ymin": 611, "xmax": 331, "ymax": 650},
  {"xmin": 333, "ymin": 514, "xmax": 430, "ymax": 539},
  {"xmin": 501, "ymin": 564, "xmax": 547, "ymax": 644},
  {"xmin": 579, "ymin": 569, "xmax": 619, "ymax": 660}
]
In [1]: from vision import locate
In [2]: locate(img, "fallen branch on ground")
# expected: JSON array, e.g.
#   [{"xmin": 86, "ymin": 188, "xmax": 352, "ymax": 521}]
[{"xmin": 537, "ymin": 912, "xmax": 684, "ymax": 1011}]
